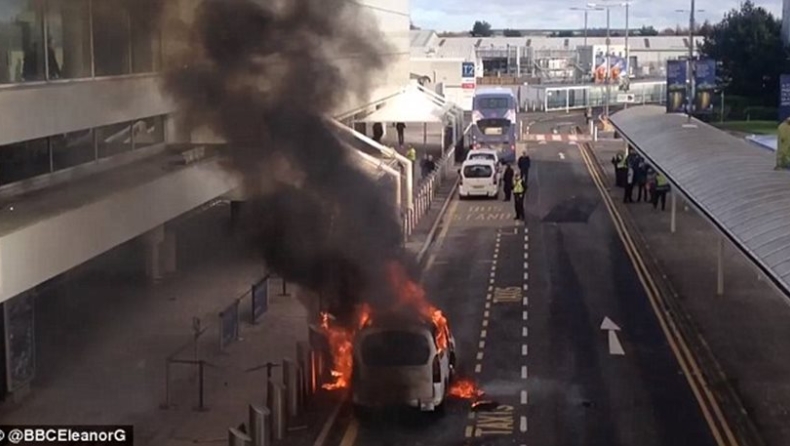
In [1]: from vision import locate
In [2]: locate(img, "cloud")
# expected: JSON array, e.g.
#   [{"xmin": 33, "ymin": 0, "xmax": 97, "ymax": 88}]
[{"xmin": 412, "ymin": 0, "xmax": 783, "ymax": 32}]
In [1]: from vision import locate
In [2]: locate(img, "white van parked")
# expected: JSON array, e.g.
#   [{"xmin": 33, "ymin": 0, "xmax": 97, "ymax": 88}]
[
  {"xmin": 352, "ymin": 314, "xmax": 456, "ymax": 413},
  {"xmin": 465, "ymin": 148, "xmax": 499, "ymax": 166},
  {"xmin": 459, "ymin": 160, "xmax": 499, "ymax": 199}
]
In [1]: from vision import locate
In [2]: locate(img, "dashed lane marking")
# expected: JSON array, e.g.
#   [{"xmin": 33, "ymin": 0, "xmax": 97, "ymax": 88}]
[
  {"xmin": 523, "ymin": 283, "xmax": 528, "ymax": 291},
  {"xmin": 522, "ymin": 310, "xmax": 529, "ymax": 321},
  {"xmin": 479, "ymin": 340, "xmax": 486, "ymax": 349},
  {"xmin": 522, "ymin": 327, "xmax": 528, "ymax": 337},
  {"xmin": 482, "ymin": 319, "xmax": 489, "ymax": 328},
  {"xmin": 521, "ymin": 390, "xmax": 528, "ymax": 405},
  {"xmin": 523, "ymin": 296, "xmax": 529, "ymax": 306},
  {"xmin": 485, "ymin": 302, "xmax": 491, "ymax": 309},
  {"xmin": 521, "ymin": 366, "xmax": 528, "ymax": 379},
  {"xmin": 520, "ymin": 416, "xmax": 528, "ymax": 433},
  {"xmin": 477, "ymin": 351, "xmax": 485, "ymax": 360},
  {"xmin": 475, "ymin": 363, "xmax": 482, "ymax": 373},
  {"xmin": 522, "ymin": 344, "xmax": 528, "ymax": 356},
  {"xmin": 484, "ymin": 310, "xmax": 490, "ymax": 318},
  {"xmin": 481, "ymin": 329, "xmax": 487, "ymax": 339}
]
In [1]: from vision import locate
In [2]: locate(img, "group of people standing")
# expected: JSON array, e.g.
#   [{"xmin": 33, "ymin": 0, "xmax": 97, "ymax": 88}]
[
  {"xmin": 502, "ymin": 151, "xmax": 531, "ymax": 221},
  {"xmin": 612, "ymin": 151, "xmax": 670, "ymax": 210}
]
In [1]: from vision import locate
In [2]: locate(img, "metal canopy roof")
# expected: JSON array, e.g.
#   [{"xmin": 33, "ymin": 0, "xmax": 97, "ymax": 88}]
[
  {"xmin": 358, "ymin": 87, "xmax": 451, "ymax": 124},
  {"xmin": 609, "ymin": 105, "xmax": 790, "ymax": 295}
]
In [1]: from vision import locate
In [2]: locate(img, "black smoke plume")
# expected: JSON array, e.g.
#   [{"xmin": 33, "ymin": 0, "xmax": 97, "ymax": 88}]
[{"xmin": 162, "ymin": 0, "xmax": 408, "ymax": 321}]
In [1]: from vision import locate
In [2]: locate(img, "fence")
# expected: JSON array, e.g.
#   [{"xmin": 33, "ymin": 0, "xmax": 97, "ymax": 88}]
[
  {"xmin": 402, "ymin": 145, "xmax": 457, "ymax": 239},
  {"xmin": 161, "ymin": 274, "xmax": 290, "ymax": 411}
]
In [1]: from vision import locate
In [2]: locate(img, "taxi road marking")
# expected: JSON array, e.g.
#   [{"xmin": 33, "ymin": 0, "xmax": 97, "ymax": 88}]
[
  {"xmin": 475, "ymin": 405, "xmax": 515, "ymax": 436},
  {"xmin": 493, "ymin": 286, "xmax": 521, "ymax": 303}
]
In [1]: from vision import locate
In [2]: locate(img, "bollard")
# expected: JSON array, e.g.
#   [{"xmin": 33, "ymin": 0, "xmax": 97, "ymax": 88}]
[
  {"xmin": 283, "ymin": 358, "xmax": 299, "ymax": 419},
  {"xmin": 296, "ymin": 342, "xmax": 311, "ymax": 400},
  {"xmin": 296, "ymin": 365, "xmax": 305, "ymax": 409},
  {"xmin": 228, "ymin": 427, "xmax": 252, "ymax": 446},
  {"xmin": 271, "ymin": 383, "xmax": 287, "ymax": 440},
  {"xmin": 249, "ymin": 404, "xmax": 270, "ymax": 446},
  {"xmin": 310, "ymin": 350, "xmax": 320, "ymax": 392}
]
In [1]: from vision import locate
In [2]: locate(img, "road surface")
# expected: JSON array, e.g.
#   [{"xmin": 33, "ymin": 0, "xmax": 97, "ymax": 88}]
[{"xmin": 331, "ymin": 112, "xmax": 720, "ymax": 446}]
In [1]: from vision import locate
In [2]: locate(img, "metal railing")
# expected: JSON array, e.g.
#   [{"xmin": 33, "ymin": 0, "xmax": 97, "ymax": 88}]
[{"xmin": 402, "ymin": 146, "xmax": 456, "ymax": 238}]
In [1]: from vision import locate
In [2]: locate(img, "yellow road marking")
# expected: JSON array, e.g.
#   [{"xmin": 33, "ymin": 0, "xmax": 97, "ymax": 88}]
[
  {"xmin": 339, "ymin": 418, "xmax": 358, "ymax": 446},
  {"xmin": 578, "ymin": 143, "xmax": 737, "ymax": 446}
]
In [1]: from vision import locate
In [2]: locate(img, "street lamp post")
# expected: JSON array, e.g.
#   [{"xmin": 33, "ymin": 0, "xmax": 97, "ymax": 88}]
[
  {"xmin": 676, "ymin": 4, "xmax": 705, "ymax": 122},
  {"xmin": 571, "ymin": 5, "xmax": 604, "ymax": 86},
  {"xmin": 588, "ymin": 1, "xmax": 631, "ymax": 116}
]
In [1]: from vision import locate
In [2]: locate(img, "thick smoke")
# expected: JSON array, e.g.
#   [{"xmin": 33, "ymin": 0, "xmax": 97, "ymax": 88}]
[{"xmin": 162, "ymin": 0, "xmax": 409, "ymax": 321}]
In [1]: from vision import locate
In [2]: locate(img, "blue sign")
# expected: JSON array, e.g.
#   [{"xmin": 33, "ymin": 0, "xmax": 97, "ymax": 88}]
[
  {"xmin": 251, "ymin": 278, "xmax": 268, "ymax": 323},
  {"xmin": 779, "ymin": 74, "xmax": 790, "ymax": 123},
  {"xmin": 666, "ymin": 60, "xmax": 687, "ymax": 113},
  {"xmin": 462, "ymin": 62, "xmax": 475, "ymax": 78},
  {"xmin": 694, "ymin": 59, "xmax": 716, "ymax": 114}
]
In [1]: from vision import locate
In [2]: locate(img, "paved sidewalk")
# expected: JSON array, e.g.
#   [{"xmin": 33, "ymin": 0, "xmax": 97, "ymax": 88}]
[
  {"xmin": 591, "ymin": 141, "xmax": 790, "ymax": 446},
  {"xmin": 405, "ymin": 168, "xmax": 459, "ymax": 260},
  {"xmin": 0, "ymin": 203, "xmax": 316, "ymax": 445}
]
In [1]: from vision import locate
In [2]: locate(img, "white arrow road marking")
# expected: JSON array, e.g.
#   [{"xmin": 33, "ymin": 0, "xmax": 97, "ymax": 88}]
[
  {"xmin": 559, "ymin": 152, "xmax": 566, "ymax": 160},
  {"xmin": 601, "ymin": 317, "xmax": 625, "ymax": 355}
]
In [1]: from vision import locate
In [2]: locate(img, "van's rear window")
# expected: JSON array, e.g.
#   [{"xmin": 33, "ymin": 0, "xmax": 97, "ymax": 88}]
[
  {"xmin": 463, "ymin": 165, "xmax": 494, "ymax": 178},
  {"xmin": 475, "ymin": 97, "xmax": 511, "ymax": 109},
  {"xmin": 361, "ymin": 331, "xmax": 431, "ymax": 366}
]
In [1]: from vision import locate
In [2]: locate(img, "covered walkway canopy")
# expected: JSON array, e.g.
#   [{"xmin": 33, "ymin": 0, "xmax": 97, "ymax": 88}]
[
  {"xmin": 610, "ymin": 105, "xmax": 790, "ymax": 296},
  {"xmin": 358, "ymin": 83, "xmax": 465, "ymax": 147}
]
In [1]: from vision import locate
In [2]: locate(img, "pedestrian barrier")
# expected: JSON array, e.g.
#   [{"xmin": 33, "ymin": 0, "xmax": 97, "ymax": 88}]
[
  {"xmin": 402, "ymin": 146, "xmax": 456, "ymax": 238},
  {"xmin": 160, "ymin": 273, "xmax": 292, "ymax": 410}
]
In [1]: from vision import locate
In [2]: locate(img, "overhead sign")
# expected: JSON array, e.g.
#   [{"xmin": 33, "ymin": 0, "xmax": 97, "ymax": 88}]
[
  {"xmin": 779, "ymin": 74, "xmax": 790, "ymax": 123},
  {"xmin": 462, "ymin": 62, "xmax": 475, "ymax": 78},
  {"xmin": 694, "ymin": 59, "xmax": 716, "ymax": 114},
  {"xmin": 666, "ymin": 60, "xmax": 687, "ymax": 113}
]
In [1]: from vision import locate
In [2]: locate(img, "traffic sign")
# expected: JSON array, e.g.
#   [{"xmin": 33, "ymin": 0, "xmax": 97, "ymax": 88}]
[{"xmin": 462, "ymin": 62, "xmax": 475, "ymax": 78}]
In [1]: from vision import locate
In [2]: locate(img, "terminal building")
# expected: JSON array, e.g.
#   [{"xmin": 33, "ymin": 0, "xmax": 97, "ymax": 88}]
[
  {"xmin": 0, "ymin": 0, "xmax": 410, "ymax": 402},
  {"xmin": 410, "ymin": 31, "xmax": 703, "ymax": 83}
]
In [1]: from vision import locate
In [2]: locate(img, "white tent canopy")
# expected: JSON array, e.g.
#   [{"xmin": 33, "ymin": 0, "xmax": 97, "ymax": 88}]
[{"xmin": 359, "ymin": 87, "xmax": 451, "ymax": 124}]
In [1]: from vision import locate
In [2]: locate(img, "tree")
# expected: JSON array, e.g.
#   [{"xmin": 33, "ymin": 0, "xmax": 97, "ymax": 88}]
[
  {"xmin": 471, "ymin": 21, "xmax": 493, "ymax": 37},
  {"xmin": 697, "ymin": 19, "xmax": 713, "ymax": 37},
  {"xmin": 638, "ymin": 25, "xmax": 658, "ymax": 36},
  {"xmin": 659, "ymin": 27, "xmax": 676, "ymax": 35},
  {"xmin": 503, "ymin": 29, "xmax": 522, "ymax": 37},
  {"xmin": 700, "ymin": 0, "xmax": 789, "ymax": 102}
]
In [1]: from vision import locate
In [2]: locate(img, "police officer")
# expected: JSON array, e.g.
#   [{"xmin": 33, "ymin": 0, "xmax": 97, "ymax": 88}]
[
  {"xmin": 513, "ymin": 173, "xmax": 526, "ymax": 221},
  {"xmin": 652, "ymin": 172, "xmax": 670, "ymax": 210},
  {"xmin": 406, "ymin": 146, "xmax": 417, "ymax": 162}
]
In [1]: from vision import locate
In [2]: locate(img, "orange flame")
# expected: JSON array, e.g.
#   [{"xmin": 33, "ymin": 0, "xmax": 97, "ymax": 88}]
[
  {"xmin": 321, "ymin": 304, "xmax": 372, "ymax": 390},
  {"xmin": 449, "ymin": 378, "xmax": 484, "ymax": 399},
  {"xmin": 386, "ymin": 262, "xmax": 449, "ymax": 352},
  {"xmin": 320, "ymin": 262, "xmax": 449, "ymax": 391}
]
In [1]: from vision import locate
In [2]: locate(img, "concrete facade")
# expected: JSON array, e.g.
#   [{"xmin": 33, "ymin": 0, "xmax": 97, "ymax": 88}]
[{"xmin": 0, "ymin": 0, "xmax": 411, "ymax": 306}]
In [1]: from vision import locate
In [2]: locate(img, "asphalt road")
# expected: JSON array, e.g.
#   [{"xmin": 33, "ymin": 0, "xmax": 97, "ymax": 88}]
[{"xmin": 334, "ymin": 112, "xmax": 718, "ymax": 446}]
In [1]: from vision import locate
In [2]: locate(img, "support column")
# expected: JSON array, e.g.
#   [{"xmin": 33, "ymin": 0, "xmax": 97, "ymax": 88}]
[
  {"xmin": 423, "ymin": 123, "xmax": 427, "ymax": 147},
  {"xmin": 143, "ymin": 226, "xmax": 165, "ymax": 282},
  {"xmin": 162, "ymin": 229, "xmax": 177, "ymax": 274},
  {"xmin": 440, "ymin": 126, "xmax": 446, "ymax": 157},
  {"xmin": 717, "ymin": 237, "xmax": 724, "ymax": 296},
  {"xmin": 670, "ymin": 192, "xmax": 677, "ymax": 234}
]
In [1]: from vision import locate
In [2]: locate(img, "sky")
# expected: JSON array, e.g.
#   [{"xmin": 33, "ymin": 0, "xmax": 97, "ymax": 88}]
[{"xmin": 411, "ymin": 0, "xmax": 784, "ymax": 32}]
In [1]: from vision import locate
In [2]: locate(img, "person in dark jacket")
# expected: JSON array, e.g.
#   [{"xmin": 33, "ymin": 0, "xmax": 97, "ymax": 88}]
[
  {"xmin": 517, "ymin": 151, "xmax": 531, "ymax": 183},
  {"xmin": 635, "ymin": 160, "xmax": 648, "ymax": 202},
  {"xmin": 396, "ymin": 122, "xmax": 406, "ymax": 146},
  {"xmin": 502, "ymin": 164, "xmax": 514, "ymax": 201}
]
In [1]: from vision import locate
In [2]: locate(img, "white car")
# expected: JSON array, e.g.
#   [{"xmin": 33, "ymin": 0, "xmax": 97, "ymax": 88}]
[
  {"xmin": 352, "ymin": 313, "xmax": 456, "ymax": 412},
  {"xmin": 459, "ymin": 159, "xmax": 499, "ymax": 199}
]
